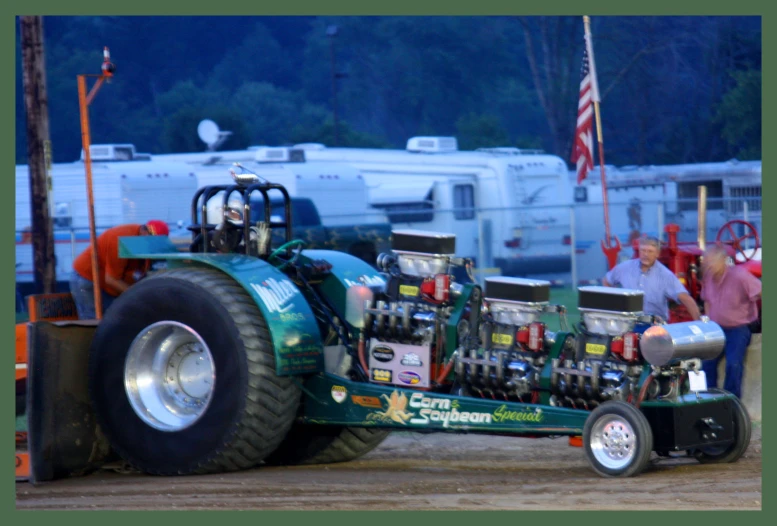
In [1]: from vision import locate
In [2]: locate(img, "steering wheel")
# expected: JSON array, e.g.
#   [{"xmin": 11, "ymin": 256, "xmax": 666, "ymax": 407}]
[{"xmin": 715, "ymin": 219, "xmax": 761, "ymax": 262}]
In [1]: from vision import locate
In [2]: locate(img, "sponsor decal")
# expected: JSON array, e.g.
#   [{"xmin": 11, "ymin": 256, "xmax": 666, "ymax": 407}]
[
  {"xmin": 492, "ymin": 333, "xmax": 513, "ymax": 346},
  {"xmin": 331, "ymin": 385, "xmax": 347, "ymax": 404},
  {"xmin": 408, "ymin": 393, "xmax": 492, "ymax": 428},
  {"xmin": 585, "ymin": 343, "xmax": 606, "ymax": 355},
  {"xmin": 367, "ymin": 391, "xmax": 414, "ymax": 424},
  {"xmin": 371, "ymin": 345, "xmax": 395, "ymax": 363},
  {"xmin": 366, "ymin": 391, "xmax": 495, "ymax": 428},
  {"xmin": 398, "ymin": 371, "xmax": 421, "ymax": 385},
  {"xmin": 251, "ymin": 278, "xmax": 298, "ymax": 314},
  {"xmin": 400, "ymin": 353, "xmax": 423, "ymax": 367},
  {"xmin": 372, "ymin": 368, "xmax": 392, "ymax": 383},
  {"xmin": 351, "ymin": 395, "xmax": 383, "ymax": 409},
  {"xmin": 491, "ymin": 405, "xmax": 544, "ymax": 423},
  {"xmin": 399, "ymin": 285, "xmax": 419, "ymax": 297}
]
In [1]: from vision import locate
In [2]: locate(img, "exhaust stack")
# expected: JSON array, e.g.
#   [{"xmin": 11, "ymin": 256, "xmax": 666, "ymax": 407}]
[{"xmin": 698, "ymin": 185, "xmax": 707, "ymax": 251}]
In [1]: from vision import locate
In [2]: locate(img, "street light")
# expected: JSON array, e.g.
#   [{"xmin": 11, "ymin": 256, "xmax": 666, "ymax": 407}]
[
  {"xmin": 326, "ymin": 25, "xmax": 340, "ymax": 146},
  {"xmin": 77, "ymin": 46, "xmax": 115, "ymax": 319}
]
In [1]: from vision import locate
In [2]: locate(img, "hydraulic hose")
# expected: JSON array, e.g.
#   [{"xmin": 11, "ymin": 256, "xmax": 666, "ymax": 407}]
[
  {"xmin": 435, "ymin": 351, "xmax": 458, "ymax": 384},
  {"xmin": 635, "ymin": 372, "xmax": 657, "ymax": 408},
  {"xmin": 357, "ymin": 336, "xmax": 370, "ymax": 378}
]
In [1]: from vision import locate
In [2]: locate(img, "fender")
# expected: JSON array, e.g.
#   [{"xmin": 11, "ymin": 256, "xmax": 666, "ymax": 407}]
[
  {"xmin": 297, "ymin": 249, "xmax": 387, "ymax": 327},
  {"xmin": 118, "ymin": 236, "xmax": 323, "ymax": 376}
]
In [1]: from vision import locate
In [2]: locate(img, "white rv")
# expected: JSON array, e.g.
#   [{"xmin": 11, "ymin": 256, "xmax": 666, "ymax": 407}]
[
  {"xmin": 177, "ymin": 147, "xmax": 380, "ymax": 227},
  {"xmin": 15, "ymin": 153, "xmax": 198, "ymax": 296},
  {"xmin": 297, "ymin": 137, "xmax": 574, "ymax": 277},
  {"xmin": 154, "ymin": 137, "xmax": 574, "ymax": 277},
  {"xmin": 571, "ymin": 160, "xmax": 762, "ymax": 282}
]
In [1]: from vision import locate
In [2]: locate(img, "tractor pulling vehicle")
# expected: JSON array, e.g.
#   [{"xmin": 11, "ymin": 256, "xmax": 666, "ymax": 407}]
[{"xmin": 23, "ymin": 168, "xmax": 750, "ymax": 482}]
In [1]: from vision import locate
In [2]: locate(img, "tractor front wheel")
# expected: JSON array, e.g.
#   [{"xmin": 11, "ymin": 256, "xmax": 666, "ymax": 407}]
[
  {"xmin": 88, "ymin": 267, "xmax": 301, "ymax": 475},
  {"xmin": 583, "ymin": 401, "xmax": 653, "ymax": 478}
]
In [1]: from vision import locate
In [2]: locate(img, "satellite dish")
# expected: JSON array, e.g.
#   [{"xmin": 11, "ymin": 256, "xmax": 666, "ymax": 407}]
[
  {"xmin": 198, "ymin": 119, "xmax": 220, "ymax": 148},
  {"xmin": 197, "ymin": 119, "xmax": 233, "ymax": 151}
]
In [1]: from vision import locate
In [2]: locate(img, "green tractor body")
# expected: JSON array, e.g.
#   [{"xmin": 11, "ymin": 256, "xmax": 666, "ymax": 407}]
[{"xmin": 22, "ymin": 170, "xmax": 749, "ymax": 483}]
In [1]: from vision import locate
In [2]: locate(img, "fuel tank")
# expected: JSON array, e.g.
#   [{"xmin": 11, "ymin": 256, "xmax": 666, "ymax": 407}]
[{"xmin": 640, "ymin": 320, "xmax": 725, "ymax": 366}]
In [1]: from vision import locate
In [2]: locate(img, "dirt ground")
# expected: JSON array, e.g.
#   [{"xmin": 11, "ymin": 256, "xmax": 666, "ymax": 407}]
[{"xmin": 16, "ymin": 426, "xmax": 761, "ymax": 511}]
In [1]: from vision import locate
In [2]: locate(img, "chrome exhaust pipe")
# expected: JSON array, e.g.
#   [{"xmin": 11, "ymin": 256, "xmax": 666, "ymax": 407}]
[
  {"xmin": 375, "ymin": 300, "xmax": 386, "ymax": 338},
  {"xmin": 388, "ymin": 302, "xmax": 398, "ymax": 337},
  {"xmin": 698, "ymin": 185, "xmax": 707, "ymax": 251}
]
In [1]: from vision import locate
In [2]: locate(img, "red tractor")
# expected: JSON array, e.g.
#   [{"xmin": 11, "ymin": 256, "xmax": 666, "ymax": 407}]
[{"xmin": 631, "ymin": 219, "xmax": 761, "ymax": 325}]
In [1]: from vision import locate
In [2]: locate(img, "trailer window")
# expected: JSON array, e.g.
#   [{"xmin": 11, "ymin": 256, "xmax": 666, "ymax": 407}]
[
  {"xmin": 677, "ymin": 180, "xmax": 723, "ymax": 211},
  {"xmin": 727, "ymin": 186, "xmax": 761, "ymax": 214},
  {"xmin": 453, "ymin": 184, "xmax": 475, "ymax": 220},
  {"xmin": 374, "ymin": 189, "xmax": 434, "ymax": 224}
]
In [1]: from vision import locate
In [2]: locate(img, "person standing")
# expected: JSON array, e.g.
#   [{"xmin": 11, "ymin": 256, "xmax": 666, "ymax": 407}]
[
  {"xmin": 700, "ymin": 244, "xmax": 761, "ymax": 398},
  {"xmin": 602, "ymin": 236, "xmax": 701, "ymax": 321},
  {"xmin": 70, "ymin": 220, "xmax": 169, "ymax": 319}
]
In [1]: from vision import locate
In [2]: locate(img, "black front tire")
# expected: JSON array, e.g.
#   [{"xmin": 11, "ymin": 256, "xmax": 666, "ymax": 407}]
[
  {"xmin": 694, "ymin": 396, "xmax": 752, "ymax": 464},
  {"xmin": 88, "ymin": 267, "xmax": 301, "ymax": 475},
  {"xmin": 264, "ymin": 425, "xmax": 390, "ymax": 466},
  {"xmin": 583, "ymin": 401, "xmax": 653, "ymax": 478}
]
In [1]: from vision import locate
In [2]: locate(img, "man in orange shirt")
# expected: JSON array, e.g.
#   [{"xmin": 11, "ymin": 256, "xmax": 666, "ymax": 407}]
[{"xmin": 69, "ymin": 220, "xmax": 170, "ymax": 319}]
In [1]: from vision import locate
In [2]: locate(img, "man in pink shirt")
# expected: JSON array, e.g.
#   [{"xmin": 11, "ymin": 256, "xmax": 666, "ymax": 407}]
[{"xmin": 700, "ymin": 244, "xmax": 762, "ymax": 398}]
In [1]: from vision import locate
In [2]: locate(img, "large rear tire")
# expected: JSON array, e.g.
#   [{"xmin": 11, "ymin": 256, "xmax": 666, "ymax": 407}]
[
  {"xmin": 264, "ymin": 425, "xmax": 390, "ymax": 465},
  {"xmin": 583, "ymin": 401, "xmax": 653, "ymax": 478},
  {"xmin": 88, "ymin": 267, "xmax": 301, "ymax": 475},
  {"xmin": 694, "ymin": 396, "xmax": 751, "ymax": 464}
]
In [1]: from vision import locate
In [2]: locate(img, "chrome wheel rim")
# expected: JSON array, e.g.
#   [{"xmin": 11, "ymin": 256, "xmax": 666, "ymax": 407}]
[
  {"xmin": 590, "ymin": 415, "xmax": 637, "ymax": 470},
  {"xmin": 124, "ymin": 321, "xmax": 216, "ymax": 432}
]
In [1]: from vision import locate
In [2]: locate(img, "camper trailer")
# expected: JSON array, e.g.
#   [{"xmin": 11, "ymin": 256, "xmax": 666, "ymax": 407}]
[
  {"xmin": 571, "ymin": 159, "xmax": 762, "ymax": 282},
  {"xmin": 183, "ymin": 147, "xmax": 380, "ymax": 226},
  {"xmin": 15, "ymin": 157, "xmax": 198, "ymax": 297},
  {"xmin": 155, "ymin": 137, "xmax": 574, "ymax": 277},
  {"xmin": 297, "ymin": 138, "xmax": 574, "ymax": 277}
]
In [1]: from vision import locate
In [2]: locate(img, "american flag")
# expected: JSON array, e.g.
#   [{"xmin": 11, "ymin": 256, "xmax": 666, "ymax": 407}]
[{"xmin": 572, "ymin": 43, "xmax": 595, "ymax": 184}]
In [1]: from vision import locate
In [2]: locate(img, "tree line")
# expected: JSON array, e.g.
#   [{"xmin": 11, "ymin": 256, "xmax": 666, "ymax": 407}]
[{"xmin": 15, "ymin": 15, "xmax": 761, "ymax": 166}]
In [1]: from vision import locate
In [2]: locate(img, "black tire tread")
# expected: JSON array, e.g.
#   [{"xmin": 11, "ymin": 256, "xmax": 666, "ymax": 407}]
[
  {"xmin": 90, "ymin": 267, "xmax": 301, "ymax": 475},
  {"xmin": 694, "ymin": 396, "xmax": 752, "ymax": 464},
  {"xmin": 265, "ymin": 425, "xmax": 390, "ymax": 466}
]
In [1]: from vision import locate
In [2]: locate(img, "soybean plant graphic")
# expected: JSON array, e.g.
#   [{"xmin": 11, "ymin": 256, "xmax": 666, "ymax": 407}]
[{"xmin": 370, "ymin": 390, "xmax": 415, "ymax": 424}]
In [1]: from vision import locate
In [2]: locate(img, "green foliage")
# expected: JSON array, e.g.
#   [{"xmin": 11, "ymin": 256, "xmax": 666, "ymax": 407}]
[
  {"xmin": 455, "ymin": 113, "xmax": 510, "ymax": 150},
  {"xmin": 714, "ymin": 69, "xmax": 761, "ymax": 160},
  {"xmin": 163, "ymin": 107, "xmax": 251, "ymax": 153},
  {"xmin": 288, "ymin": 118, "xmax": 390, "ymax": 148},
  {"xmin": 231, "ymin": 82, "xmax": 329, "ymax": 146},
  {"xmin": 17, "ymin": 16, "xmax": 761, "ymax": 166}
]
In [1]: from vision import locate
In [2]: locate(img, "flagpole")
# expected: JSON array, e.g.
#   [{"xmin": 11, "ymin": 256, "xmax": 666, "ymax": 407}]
[{"xmin": 583, "ymin": 15, "xmax": 621, "ymax": 269}]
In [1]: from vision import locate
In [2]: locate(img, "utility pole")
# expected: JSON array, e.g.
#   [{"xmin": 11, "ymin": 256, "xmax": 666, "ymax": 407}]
[{"xmin": 20, "ymin": 16, "xmax": 56, "ymax": 293}]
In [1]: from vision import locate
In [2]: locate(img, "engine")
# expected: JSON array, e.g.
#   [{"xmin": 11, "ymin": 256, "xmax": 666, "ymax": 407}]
[
  {"xmin": 547, "ymin": 286, "xmax": 650, "ymax": 409},
  {"xmin": 355, "ymin": 229, "xmax": 727, "ymax": 408},
  {"xmin": 548, "ymin": 286, "xmax": 726, "ymax": 409},
  {"xmin": 455, "ymin": 277, "xmax": 561, "ymax": 402},
  {"xmin": 359, "ymin": 229, "xmax": 470, "ymax": 389}
]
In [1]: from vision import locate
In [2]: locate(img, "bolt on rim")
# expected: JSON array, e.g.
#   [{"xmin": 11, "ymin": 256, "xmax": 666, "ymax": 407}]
[
  {"xmin": 590, "ymin": 415, "xmax": 637, "ymax": 470},
  {"xmin": 124, "ymin": 321, "xmax": 216, "ymax": 432}
]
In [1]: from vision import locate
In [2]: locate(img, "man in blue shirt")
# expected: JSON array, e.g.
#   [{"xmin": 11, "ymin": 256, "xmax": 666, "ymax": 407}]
[{"xmin": 602, "ymin": 236, "xmax": 701, "ymax": 321}]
